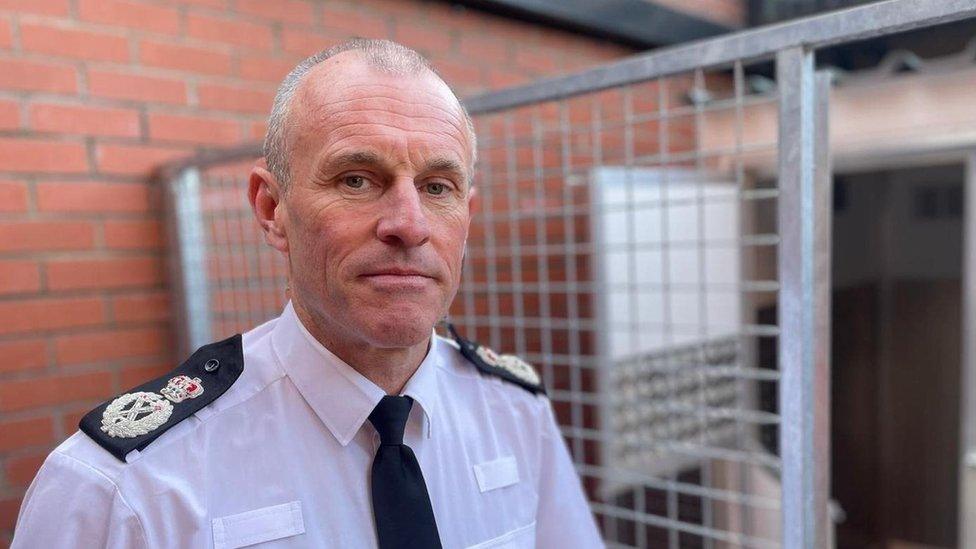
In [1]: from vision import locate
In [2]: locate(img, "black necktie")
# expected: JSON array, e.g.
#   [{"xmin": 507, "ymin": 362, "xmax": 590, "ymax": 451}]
[{"xmin": 367, "ymin": 395, "xmax": 442, "ymax": 549}]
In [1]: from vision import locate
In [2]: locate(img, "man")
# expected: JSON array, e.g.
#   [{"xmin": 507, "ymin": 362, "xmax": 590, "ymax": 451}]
[{"xmin": 12, "ymin": 39, "xmax": 603, "ymax": 548}]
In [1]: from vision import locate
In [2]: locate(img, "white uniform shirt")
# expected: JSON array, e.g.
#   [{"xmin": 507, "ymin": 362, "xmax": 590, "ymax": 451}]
[{"xmin": 12, "ymin": 302, "xmax": 604, "ymax": 548}]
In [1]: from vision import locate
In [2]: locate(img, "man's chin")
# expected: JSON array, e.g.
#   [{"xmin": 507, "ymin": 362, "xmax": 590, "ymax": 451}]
[{"xmin": 354, "ymin": 306, "xmax": 438, "ymax": 348}]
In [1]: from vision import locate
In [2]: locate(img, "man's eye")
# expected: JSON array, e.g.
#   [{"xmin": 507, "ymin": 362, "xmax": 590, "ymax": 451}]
[
  {"xmin": 426, "ymin": 182, "xmax": 447, "ymax": 195},
  {"xmin": 343, "ymin": 175, "xmax": 367, "ymax": 189}
]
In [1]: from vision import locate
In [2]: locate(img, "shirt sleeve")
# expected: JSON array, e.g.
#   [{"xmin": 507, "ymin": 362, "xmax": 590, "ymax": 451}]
[
  {"xmin": 11, "ymin": 451, "xmax": 148, "ymax": 549},
  {"xmin": 534, "ymin": 398, "xmax": 605, "ymax": 548}
]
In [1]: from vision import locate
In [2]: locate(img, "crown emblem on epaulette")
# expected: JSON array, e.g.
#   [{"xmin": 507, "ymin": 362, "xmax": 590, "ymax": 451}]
[{"xmin": 161, "ymin": 375, "xmax": 205, "ymax": 403}]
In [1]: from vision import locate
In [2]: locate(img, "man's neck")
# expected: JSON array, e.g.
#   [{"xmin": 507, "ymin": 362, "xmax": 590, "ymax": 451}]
[{"xmin": 292, "ymin": 301, "xmax": 430, "ymax": 395}]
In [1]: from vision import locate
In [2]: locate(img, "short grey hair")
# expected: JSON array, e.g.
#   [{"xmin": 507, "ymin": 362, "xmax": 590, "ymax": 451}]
[{"xmin": 263, "ymin": 38, "xmax": 477, "ymax": 188}]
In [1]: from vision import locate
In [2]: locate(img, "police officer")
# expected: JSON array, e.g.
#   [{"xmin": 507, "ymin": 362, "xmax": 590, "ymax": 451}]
[{"xmin": 11, "ymin": 39, "xmax": 603, "ymax": 548}]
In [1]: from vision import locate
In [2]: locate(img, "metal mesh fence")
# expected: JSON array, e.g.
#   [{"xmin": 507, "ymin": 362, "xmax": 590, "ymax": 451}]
[{"xmin": 459, "ymin": 65, "xmax": 780, "ymax": 548}]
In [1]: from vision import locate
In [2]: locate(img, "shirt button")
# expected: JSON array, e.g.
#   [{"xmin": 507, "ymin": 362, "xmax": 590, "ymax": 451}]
[{"xmin": 204, "ymin": 359, "xmax": 220, "ymax": 372}]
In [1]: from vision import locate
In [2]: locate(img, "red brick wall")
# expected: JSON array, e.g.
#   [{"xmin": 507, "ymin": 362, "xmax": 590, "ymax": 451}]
[{"xmin": 0, "ymin": 0, "xmax": 634, "ymax": 542}]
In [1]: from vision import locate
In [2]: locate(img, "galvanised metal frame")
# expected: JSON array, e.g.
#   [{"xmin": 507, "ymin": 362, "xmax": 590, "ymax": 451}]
[
  {"xmin": 161, "ymin": 1, "xmax": 976, "ymax": 546},
  {"xmin": 775, "ymin": 47, "xmax": 832, "ymax": 549},
  {"xmin": 164, "ymin": 167, "xmax": 212, "ymax": 358},
  {"xmin": 464, "ymin": 0, "xmax": 976, "ymax": 114},
  {"xmin": 962, "ymin": 153, "xmax": 976, "ymax": 546},
  {"xmin": 458, "ymin": 2, "xmax": 971, "ymax": 547}
]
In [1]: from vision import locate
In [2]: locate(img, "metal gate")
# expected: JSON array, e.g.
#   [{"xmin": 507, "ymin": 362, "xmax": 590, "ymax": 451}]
[{"xmin": 162, "ymin": 2, "xmax": 976, "ymax": 547}]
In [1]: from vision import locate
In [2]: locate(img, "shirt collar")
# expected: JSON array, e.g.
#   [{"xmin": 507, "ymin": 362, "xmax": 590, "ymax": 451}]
[{"xmin": 271, "ymin": 301, "xmax": 440, "ymax": 446}]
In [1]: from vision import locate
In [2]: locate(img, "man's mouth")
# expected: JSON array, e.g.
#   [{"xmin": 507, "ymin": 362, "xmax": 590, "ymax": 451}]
[
  {"xmin": 363, "ymin": 268, "xmax": 434, "ymax": 278},
  {"xmin": 360, "ymin": 268, "xmax": 437, "ymax": 286}
]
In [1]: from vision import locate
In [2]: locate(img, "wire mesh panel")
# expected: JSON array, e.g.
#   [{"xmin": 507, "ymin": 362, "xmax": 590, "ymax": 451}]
[
  {"xmin": 456, "ymin": 63, "xmax": 782, "ymax": 548},
  {"xmin": 165, "ymin": 159, "xmax": 290, "ymax": 352}
]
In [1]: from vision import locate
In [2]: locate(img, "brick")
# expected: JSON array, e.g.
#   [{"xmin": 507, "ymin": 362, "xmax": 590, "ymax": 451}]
[
  {"xmin": 148, "ymin": 113, "xmax": 241, "ymax": 145},
  {"xmin": 198, "ymin": 84, "xmax": 273, "ymax": 114},
  {"xmin": 0, "ymin": 180, "xmax": 27, "ymax": 212},
  {"xmin": 88, "ymin": 69, "xmax": 187, "ymax": 105},
  {"xmin": 119, "ymin": 360, "xmax": 172, "ymax": 388},
  {"xmin": 0, "ymin": 417, "xmax": 53, "ymax": 451},
  {"xmin": 187, "ymin": 13, "xmax": 273, "ymax": 49},
  {"xmin": 140, "ymin": 40, "xmax": 234, "ymax": 75},
  {"xmin": 0, "ymin": 0, "xmax": 69, "ymax": 16},
  {"xmin": 0, "ymin": 99, "xmax": 19, "ymax": 130},
  {"xmin": 280, "ymin": 28, "xmax": 338, "ymax": 56},
  {"xmin": 0, "ymin": 260, "xmax": 40, "ymax": 295},
  {"xmin": 321, "ymin": 6, "xmax": 388, "ymax": 38},
  {"xmin": 485, "ymin": 67, "xmax": 528, "ymax": 88},
  {"xmin": 104, "ymin": 219, "xmax": 163, "ymax": 250},
  {"xmin": 61, "ymin": 406, "xmax": 90, "ymax": 433},
  {"xmin": 30, "ymin": 103, "xmax": 140, "ymax": 138},
  {"xmin": 46, "ymin": 256, "xmax": 163, "ymax": 291},
  {"xmin": 458, "ymin": 34, "xmax": 509, "ymax": 65},
  {"xmin": 392, "ymin": 20, "xmax": 453, "ymax": 54},
  {"xmin": 0, "ymin": 58, "xmax": 76, "ymax": 94},
  {"xmin": 0, "ymin": 138, "xmax": 87, "ymax": 173},
  {"xmin": 96, "ymin": 144, "xmax": 190, "ymax": 176},
  {"xmin": 55, "ymin": 326, "xmax": 168, "ymax": 365},
  {"xmin": 0, "ymin": 496, "xmax": 19, "ymax": 530},
  {"xmin": 37, "ymin": 181, "xmax": 150, "ymax": 213},
  {"xmin": 515, "ymin": 47, "xmax": 560, "ymax": 73},
  {"xmin": 426, "ymin": 1, "xmax": 488, "ymax": 29},
  {"xmin": 434, "ymin": 58, "xmax": 482, "ymax": 88},
  {"xmin": 357, "ymin": 0, "xmax": 419, "ymax": 17},
  {"xmin": 5, "ymin": 453, "xmax": 46, "ymax": 486},
  {"xmin": 111, "ymin": 291, "xmax": 169, "ymax": 321},
  {"xmin": 0, "ymin": 221, "xmax": 95, "ymax": 252},
  {"xmin": 0, "ymin": 18, "xmax": 11, "ymax": 49},
  {"xmin": 173, "ymin": 0, "xmax": 226, "ymax": 7},
  {"xmin": 78, "ymin": 0, "xmax": 179, "ymax": 35},
  {"xmin": 239, "ymin": 55, "xmax": 295, "ymax": 83},
  {"xmin": 249, "ymin": 120, "xmax": 267, "ymax": 140},
  {"xmin": 21, "ymin": 22, "xmax": 129, "ymax": 63},
  {"xmin": 0, "ymin": 371, "xmax": 112, "ymax": 411},
  {"xmin": 0, "ymin": 339, "xmax": 46, "ymax": 373},
  {"xmin": 0, "ymin": 297, "xmax": 105, "ymax": 335},
  {"xmin": 236, "ymin": 0, "xmax": 313, "ymax": 24}
]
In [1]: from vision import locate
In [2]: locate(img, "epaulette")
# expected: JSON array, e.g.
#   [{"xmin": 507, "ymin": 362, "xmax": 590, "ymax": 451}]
[
  {"xmin": 446, "ymin": 323, "xmax": 545, "ymax": 395},
  {"xmin": 79, "ymin": 334, "xmax": 245, "ymax": 462}
]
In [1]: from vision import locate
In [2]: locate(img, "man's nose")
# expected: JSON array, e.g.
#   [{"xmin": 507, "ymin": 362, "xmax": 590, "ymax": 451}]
[{"xmin": 376, "ymin": 179, "xmax": 431, "ymax": 247}]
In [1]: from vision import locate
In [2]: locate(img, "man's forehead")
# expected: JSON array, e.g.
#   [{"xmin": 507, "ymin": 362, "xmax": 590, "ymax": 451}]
[{"xmin": 297, "ymin": 52, "xmax": 462, "ymax": 120}]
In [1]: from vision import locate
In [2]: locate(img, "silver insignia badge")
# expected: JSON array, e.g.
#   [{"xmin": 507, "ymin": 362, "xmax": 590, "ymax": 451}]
[
  {"xmin": 160, "ymin": 375, "xmax": 204, "ymax": 403},
  {"xmin": 497, "ymin": 354, "xmax": 541, "ymax": 385},
  {"xmin": 101, "ymin": 391, "xmax": 173, "ymax": 439},
  {"xmin": 476, "ymin": 345, "xmax": 500, "ymax": 366},
  {"xmin": 477, "ymin": 345, "xmax": 541, "ymax": 386}
]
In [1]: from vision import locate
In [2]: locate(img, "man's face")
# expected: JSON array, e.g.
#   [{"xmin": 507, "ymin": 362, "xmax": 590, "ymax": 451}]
[{"xmin": 271, "ymin": 53, "xmax": 473, "ymax": 349}]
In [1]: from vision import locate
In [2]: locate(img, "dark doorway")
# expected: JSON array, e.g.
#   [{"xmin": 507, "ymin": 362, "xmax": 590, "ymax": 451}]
[{"xmin": 831, "ymin": 165, "xmax": 963, "ymax": 549}]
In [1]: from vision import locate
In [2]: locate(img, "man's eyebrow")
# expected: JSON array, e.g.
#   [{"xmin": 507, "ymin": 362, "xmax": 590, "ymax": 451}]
[
  {"xmin": 328, "ymin": 151, "xmax": 384, "ymax": 169},
  {"xmin": 423, "ymin": 157, "xmax": 465, "ymax": 175}
]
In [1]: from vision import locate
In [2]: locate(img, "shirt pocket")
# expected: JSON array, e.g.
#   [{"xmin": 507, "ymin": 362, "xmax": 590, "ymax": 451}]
[
  {"xmin": 465, "ymin": 521, "xmax": 536, "ymax": 549},
  {"xmin": 212, "ymin": 500, "xmax": 305, "ymax": 549},
  {"xmin": 473, "ymin": 456, "xmax": 520, "ymax": 493}
]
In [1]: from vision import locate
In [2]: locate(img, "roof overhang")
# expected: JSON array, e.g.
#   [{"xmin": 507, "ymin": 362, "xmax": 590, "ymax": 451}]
[{"xmin": 452, "ymin": 0, "xmax": 735, "ymax": 48}]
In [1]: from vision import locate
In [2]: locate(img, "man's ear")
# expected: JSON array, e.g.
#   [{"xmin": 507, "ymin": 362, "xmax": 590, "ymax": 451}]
[
  {"xmin": 248, "ymin": 166, "xmax": 288, "ymax": 254},
  {"xmin": 467, "ymin": 184, "xmax": 478, "ymax": 214}
]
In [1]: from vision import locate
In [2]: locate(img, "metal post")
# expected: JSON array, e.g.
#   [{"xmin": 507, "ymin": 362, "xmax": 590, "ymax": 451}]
[
  {"xmin": 813, "ymin": 71, "xmax": 833, "ymax": 549},
  {"xmin": 961, "ymin": 153, "xmax": 976, "ymax": 548},
  {"xmin": 776, "ymin": 47, "xmax": 831, "ymax": 548},
  {"xmin": 166, "ymin": 167, "xmax": 213, "ymax": 356}
]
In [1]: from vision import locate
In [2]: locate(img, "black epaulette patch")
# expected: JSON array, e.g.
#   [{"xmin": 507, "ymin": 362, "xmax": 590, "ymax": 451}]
[
  {"xmin": 446, "ymin": 323, "xmax": 545, "ymax": 395},
  {"xmin": 79, "ymin": 334, "xmax": 245, "ymax": 462}
]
